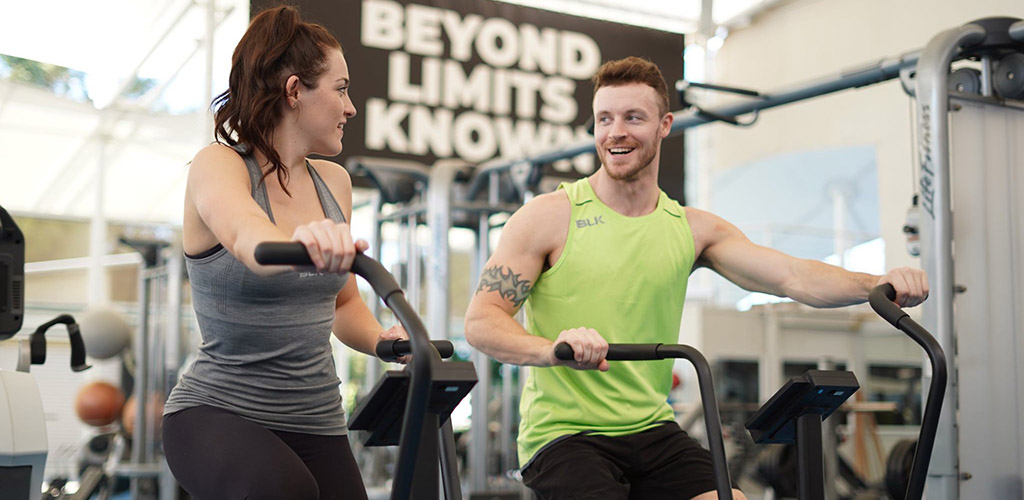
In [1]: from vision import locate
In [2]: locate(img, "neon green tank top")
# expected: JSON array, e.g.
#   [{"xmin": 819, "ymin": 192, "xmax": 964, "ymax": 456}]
[{"xmin": 518, "ymin": 177, "xmax": 697, "ymax": 467}]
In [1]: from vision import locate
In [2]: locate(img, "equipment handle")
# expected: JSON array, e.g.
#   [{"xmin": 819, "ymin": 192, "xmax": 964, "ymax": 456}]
[
  {"xmin": 554, "ymin": 342, "xmax": 666, "ymax": 361},
  {"xmin": 552, "ymin": 342, "xmax": 733, "ymax": 500},
  {"xmin": 376, "ymin": 339, "xmax": 454, "ymax": 361},
  {"xmin": 867, "ymin": 284, "xmax": 947, "ymax": 500},
  {"xmin": 255, "ymin": 241, "xmax": 436, "ymax": 500},
  {"xmin": 868, "ymin": 283, "xmax": 909, "ymax": 328},
  {"xmin": 253, "ymin": 241, "xmax": 312, "ymax": 265},
  {"xmin": 30, "ymin": 314, "xmax": 91, "ymax": 372},
  {"xmin": 253, "ymin": 242, "xmax": 404, "ymax": 303}
]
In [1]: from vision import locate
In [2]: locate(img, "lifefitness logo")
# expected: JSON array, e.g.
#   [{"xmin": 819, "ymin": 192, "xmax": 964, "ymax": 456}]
[{"xmin": 575, "ymin": 216, "xmax": 605, "ymax": 228}]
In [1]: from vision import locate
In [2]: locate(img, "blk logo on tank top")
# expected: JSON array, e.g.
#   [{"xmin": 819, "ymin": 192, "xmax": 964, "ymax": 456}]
[{"xmin": 576, "ymin": 216, "xmax": 605, "ymax": 229}]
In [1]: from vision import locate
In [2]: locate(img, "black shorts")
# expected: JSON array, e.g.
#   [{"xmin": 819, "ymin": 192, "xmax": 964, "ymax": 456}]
[
  {"xmin": 162, "ymin": 405, "xmax": 367, "ymax": 500},
  {"xmin": 521, "ymin": 422, "xmax": 733, "ymax": 500}
]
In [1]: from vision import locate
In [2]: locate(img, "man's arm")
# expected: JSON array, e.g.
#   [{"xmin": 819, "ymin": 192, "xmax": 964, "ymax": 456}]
[
  {"xmin": 688, "ymin": 207, "xmax": 928, "ymax": 308},
  {"xmin": 465, "ymin": 192, "xmax": 611, "ymax": 371},
  {"xmin": 465, "ymin": 192, "xmax": 564, "ymax": 366}
]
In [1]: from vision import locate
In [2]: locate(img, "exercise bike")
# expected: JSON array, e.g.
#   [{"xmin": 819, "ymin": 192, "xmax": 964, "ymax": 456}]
[
  {"xmin": 745, "ymin": 284, "xmax": 946, "ymax": 500},
  {"xmin": 254, "ymin": 242, "xmax": 477, "ymax": 500},
  {"xmin": 1, "ymin": 206, "xmax": 93, "ymax": 500}
]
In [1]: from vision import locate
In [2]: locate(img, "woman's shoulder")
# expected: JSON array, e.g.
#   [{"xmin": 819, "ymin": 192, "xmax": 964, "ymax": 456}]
[
  {"xmin": 307, "ymin": 158, "xmax": 353, "ymax": 215},
  {"xmin": 192, "ymin": 143, "xmax": 247, "ymax": 170},
  {"xmin": 307, "ymin": 158, "xmax": 352, "ymax": 187}
]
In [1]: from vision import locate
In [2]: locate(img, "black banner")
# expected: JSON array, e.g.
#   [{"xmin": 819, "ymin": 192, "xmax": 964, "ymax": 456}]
[{"xmin": 251, "ymin": 0, "xmax": 685, "ymax": 202}]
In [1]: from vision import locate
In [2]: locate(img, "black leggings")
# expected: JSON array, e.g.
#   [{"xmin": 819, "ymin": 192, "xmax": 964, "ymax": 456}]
[{"xmin": 162, "ymin": 405, "xmax": 368, "ymax": 500}]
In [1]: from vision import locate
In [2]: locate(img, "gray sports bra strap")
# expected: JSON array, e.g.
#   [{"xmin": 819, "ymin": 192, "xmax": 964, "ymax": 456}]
[
  {"xmin": 241, "ymin": 155, "xmax": 273, "ymax": 219},
  {"xmin": 306, "ymin": 161, "xmax": 346, "ymax": 223},
  {"xmin": 232, "ymin": 147, "xmax": 345, "ymax": 224}
]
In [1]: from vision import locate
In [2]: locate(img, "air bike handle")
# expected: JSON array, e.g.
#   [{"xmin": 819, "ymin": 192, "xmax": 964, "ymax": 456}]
[
  {"xmin": 254, "ymin": 241, "xmax": 437, "ymax": 500},
  {"xmin": 868, "ymin": 284, "xmax": 946, "ymax": 500},
  {"xmin": 554, "ymin": 342, "xmax": 733, "ymax": 500},
  {"xmin": 376, "ymin": 339, "xmax": 454, "ymax": 361}
]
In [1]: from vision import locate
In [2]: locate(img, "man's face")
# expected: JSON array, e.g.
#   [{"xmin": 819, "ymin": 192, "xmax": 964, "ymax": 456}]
[{"xmin": 592, "ymin": 83, "xmax": 671, "ymax": 181}]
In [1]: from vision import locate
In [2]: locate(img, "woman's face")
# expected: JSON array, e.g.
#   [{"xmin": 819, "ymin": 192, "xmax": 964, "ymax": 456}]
[{"xmin": 296, "ymin": 48, "xmax": 357, "ymax": 157}]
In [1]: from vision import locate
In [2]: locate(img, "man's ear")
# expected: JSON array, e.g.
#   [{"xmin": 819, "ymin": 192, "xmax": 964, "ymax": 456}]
[
  {"xmin": 284, "ymin": 75, "xmax": 301, "ymax": 108},
  {"xmin": 660, "ymin": 111, "xmax": 674, "ymax": 138}
]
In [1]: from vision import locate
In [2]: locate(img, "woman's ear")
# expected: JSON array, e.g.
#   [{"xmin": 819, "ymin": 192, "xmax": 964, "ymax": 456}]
[{"xmin": 284, "ymin": 75, "xmax": 301, "ymax": 108}]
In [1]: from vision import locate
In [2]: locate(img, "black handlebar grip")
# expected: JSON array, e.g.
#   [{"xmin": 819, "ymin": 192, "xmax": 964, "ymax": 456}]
[
  {"xmin": 376, "ymin": 339, "xmax": 455, "ymax": 361},
  {"xmin": 869, "ymin": 283, "xmax": 909, "ymax": 328},
  {"xmin": 554, "ymin": 342, "xmax": 574, "ymax": 360},
  {"xmin": 253, "ymin": 242, "xmax": 313, "ymax": 266},
  {"xmin": 29, "ymin": 314, "xmax": 92, "ymax": 372},
  {"xmin": 253, "ymin": 243, "xmax": 404, "ymax": 302},
  {"xmin": 67, "ymin": 322, "xmax": 91, "ymax": 372},
  {"xmin": 554, "ymin": 343, "xmax": 665, "ymax": 361}
]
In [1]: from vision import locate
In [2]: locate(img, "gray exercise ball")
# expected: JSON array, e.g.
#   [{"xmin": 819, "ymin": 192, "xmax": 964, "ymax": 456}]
[{"xmin": 78, "ymin": 308, "xmax": 133, "ymax": 359}]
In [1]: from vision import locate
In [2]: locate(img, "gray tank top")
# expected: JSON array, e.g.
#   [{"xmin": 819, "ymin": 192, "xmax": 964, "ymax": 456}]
[{"xmin": 164, "ymin": 154, "xmax": 351, "ymax": 435}]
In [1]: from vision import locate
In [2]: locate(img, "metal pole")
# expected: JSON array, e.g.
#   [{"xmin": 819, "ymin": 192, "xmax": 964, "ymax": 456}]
[
  {"xmin": 796, "ymin": 413, "xmax": 825, "ymax": 500},
  {"xmin": 370, "ymin": 193, "xmax": 384, "ymax": 319},
  {"xmin": 470, "ymin": 352, "xmax": 491, "ymax": 493},
  {"xmin": 131, "ymin": 262, "xmax": 151, "ymax": 498},
  {"xmin": 469, "ymin": 172, "xmax": 503, "ymax": 493},
  {"xmin": 760, "ymin": 305, "xmax": 780, "ymax": 402},
  {"xmin": 203, "ymin": 0, "xmax": 216, "ymax": 143},
  {"xmin": 408, "ymin": 213, "xmax": 420, "ymax": 313},
  {"xmin": 915, "ymin": 22, "xmax": 986, "ymax": 500},
  {"xmin": 440, "ymin": 420, "xmax": 464, "ymax": 500},
  {"xmin": 146, "ymin": 266, "xmax": 164, "ymax": 464},
  {"xmin": 364, "ymin": 195, "xmax": 385, "ymax": 395},
  {"xmin": 164, "ymin": 241, "xmax": 184, "ymax": 388},
  {"xmin": 501, "ymin": 361, "xmax": 518, "ymax": 475},
  {"xmin": 426, "ymin": 162, "xmax": 459, "ymax": 341},
  {"xmin": 979, "ymin": 55, "xmax": 994, "ymax": 98},
  {"xmin": 818, "ymin": 358, "xmax": 838, "ymax": 500}
]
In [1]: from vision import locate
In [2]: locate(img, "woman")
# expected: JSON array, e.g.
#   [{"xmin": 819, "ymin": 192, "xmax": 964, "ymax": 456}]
[{"xmin": 162, "ymin": 6, "xmax": 396, "ymax": 499}]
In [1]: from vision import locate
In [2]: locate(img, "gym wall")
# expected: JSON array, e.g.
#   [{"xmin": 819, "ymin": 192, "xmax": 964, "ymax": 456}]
[{"xmin": 706, "ymin": 0, "xmax": 1024, "ymax": 270}]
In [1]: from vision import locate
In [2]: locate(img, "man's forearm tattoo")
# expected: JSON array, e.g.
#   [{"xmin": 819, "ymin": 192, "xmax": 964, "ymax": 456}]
[{"xmin": 476, "ymin": 265, "xmax": 533, "ymax": 307}]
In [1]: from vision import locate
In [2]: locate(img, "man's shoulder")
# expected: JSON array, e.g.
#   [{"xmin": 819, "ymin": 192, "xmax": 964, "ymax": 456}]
[
  {"xmin": 681, "ymin": 206, "xmax": 712, "ymax": 227},
  {"xmin": 499, "ymin": 190, "xmax": 571, "ymax": 253},
  {"xmin": 680, "ymin": 207, "xmax": 735, "ymax": 258},
  {"xmin": 528, "ymin": 189, "xmax": 570, "ymax": 209},
  {"xmin": 506, "ymin": 189, "xmax": 569, "ymax": 222}
]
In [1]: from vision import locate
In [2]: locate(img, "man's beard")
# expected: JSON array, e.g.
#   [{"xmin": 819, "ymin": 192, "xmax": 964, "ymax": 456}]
[{"xmin": 600, "ymin": 143, "xmax": 658, "ymax": 181}]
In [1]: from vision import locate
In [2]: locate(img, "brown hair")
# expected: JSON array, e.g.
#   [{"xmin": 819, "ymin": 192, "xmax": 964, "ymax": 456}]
[
  {"xmin": 212, "ymin": 5, "xmax": 341, "ymax": 195},
  {"xmin": 592, "ymin": 56, "xmax": 670, "ymax": 116}
]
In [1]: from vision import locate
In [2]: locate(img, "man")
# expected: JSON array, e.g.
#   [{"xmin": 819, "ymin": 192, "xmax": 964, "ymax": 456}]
[{"xmin": 463, "ymin": 56, "xmax": 928, "ymax": 500}]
